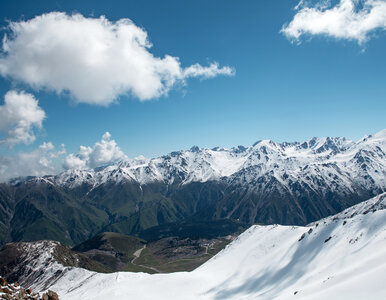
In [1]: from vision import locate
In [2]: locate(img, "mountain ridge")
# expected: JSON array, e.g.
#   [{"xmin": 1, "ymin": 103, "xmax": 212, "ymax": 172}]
[
  {"xmin": 15, "ymin": 129, "xmax": 386, "ymax": 190},
  {"xmin": 0, "ymin": 130, "xmax": 385, "ymax": 246}
]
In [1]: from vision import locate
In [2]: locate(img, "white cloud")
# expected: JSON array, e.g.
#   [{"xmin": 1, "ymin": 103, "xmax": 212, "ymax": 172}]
[
  {"xmin": 0, "ymin": 142, "xmax": 66, "ymax": 182},
  {"xmin": 0, "ymin": 90, "xmax": 46, "ymax": 146},
  {"xmin": 63, "ymin": 132, "xmax": 127, "ymax": 169},
  {"xmin": 282, "ymin": 0, "xmax": 386, "ymax": 44},
  {"xmin": 183, "ymin": 62, "xmax": 234, "ymax": 79},
  {"xmin": 0, "ymin": 12, "xmax": 234, "ymax": 105}
]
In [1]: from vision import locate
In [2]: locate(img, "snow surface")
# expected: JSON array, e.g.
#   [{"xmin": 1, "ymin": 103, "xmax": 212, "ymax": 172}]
[{"xmin": 48, "ymin": 192, "xmax": 386, "ymax": 300}]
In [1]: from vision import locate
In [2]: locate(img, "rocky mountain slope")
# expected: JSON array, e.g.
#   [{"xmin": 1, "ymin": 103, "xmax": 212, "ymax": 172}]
[
  {"xmin": 48, "ymin": 192, "xmax": 386, "ymax": 300},
  {"xmin": 0, "ymin": 130, "xmax": 385, "ymax": 245},
  {"xmin": 0, "ymin": 240, "xmax": 108, "ymax": 292}
]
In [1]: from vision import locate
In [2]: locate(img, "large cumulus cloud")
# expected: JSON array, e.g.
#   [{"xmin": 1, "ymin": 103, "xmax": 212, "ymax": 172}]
[{"xmin": 0, "ymin": 12, "xmax": 234, "ymax": 105}]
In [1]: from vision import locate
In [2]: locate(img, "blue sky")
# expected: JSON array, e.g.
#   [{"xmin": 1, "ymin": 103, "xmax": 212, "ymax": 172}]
[{"xmin": 0, "ymin": 0, "xmax": 385, "ymax": 178}]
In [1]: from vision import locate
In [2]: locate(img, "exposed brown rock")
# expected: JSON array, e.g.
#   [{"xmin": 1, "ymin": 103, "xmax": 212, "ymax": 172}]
[
  {"xmin": 41, "ymin": 293, "xmax": 49, "ymax": 300},
  {"xmin": 21, "ymin": 289, "xmax": 27, "ymax": 298},
  {"xmin": 0, "ymin": 276, "xmax": 7, "ymax": 286},
  {"xmin": 0, "ymin": 275, "xmax": 58, "ymax": 300},
  {"xmin": 2, "ymin": 286, "xmax": 12, "ymax": 294},
  {"xmin": 1, "ymin": 293, "xmax": 12, "ymax": 300},
  {"xmin": 47, "ymin": 290, "xmax": 59, "ymax": 300}
]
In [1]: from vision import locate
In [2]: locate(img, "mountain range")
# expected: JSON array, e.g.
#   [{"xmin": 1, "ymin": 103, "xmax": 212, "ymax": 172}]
[{"xmin": 0, "ymin": 129, "xmax": 385, "ymax": 246}]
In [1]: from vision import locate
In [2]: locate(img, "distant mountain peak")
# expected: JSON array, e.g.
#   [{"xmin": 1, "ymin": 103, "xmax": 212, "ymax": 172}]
[{"xmin": 9, "ymin": 130, "xmax": 386, "ymax": 199}]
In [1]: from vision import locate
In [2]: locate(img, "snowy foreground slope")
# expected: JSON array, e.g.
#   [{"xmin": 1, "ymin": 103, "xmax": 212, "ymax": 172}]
[{"xmin": 49, "ymin": 192, "xmax": 386, "ymax": 300}]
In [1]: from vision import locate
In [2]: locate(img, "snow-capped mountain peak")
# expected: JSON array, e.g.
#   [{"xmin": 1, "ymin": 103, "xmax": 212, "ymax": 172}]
[{"xmin": 24, "ymin": 130, "xmax": 386, "ymax": 195}]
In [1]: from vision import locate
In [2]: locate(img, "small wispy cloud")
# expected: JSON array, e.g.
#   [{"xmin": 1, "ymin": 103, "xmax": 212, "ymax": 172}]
[
  {"xmin": 282, "ymin": 0, "xmax": 386, "ymax": 44},
  {"xmin": 0, "ymin": 12, "xmax": 234, "ymax": 105}
]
